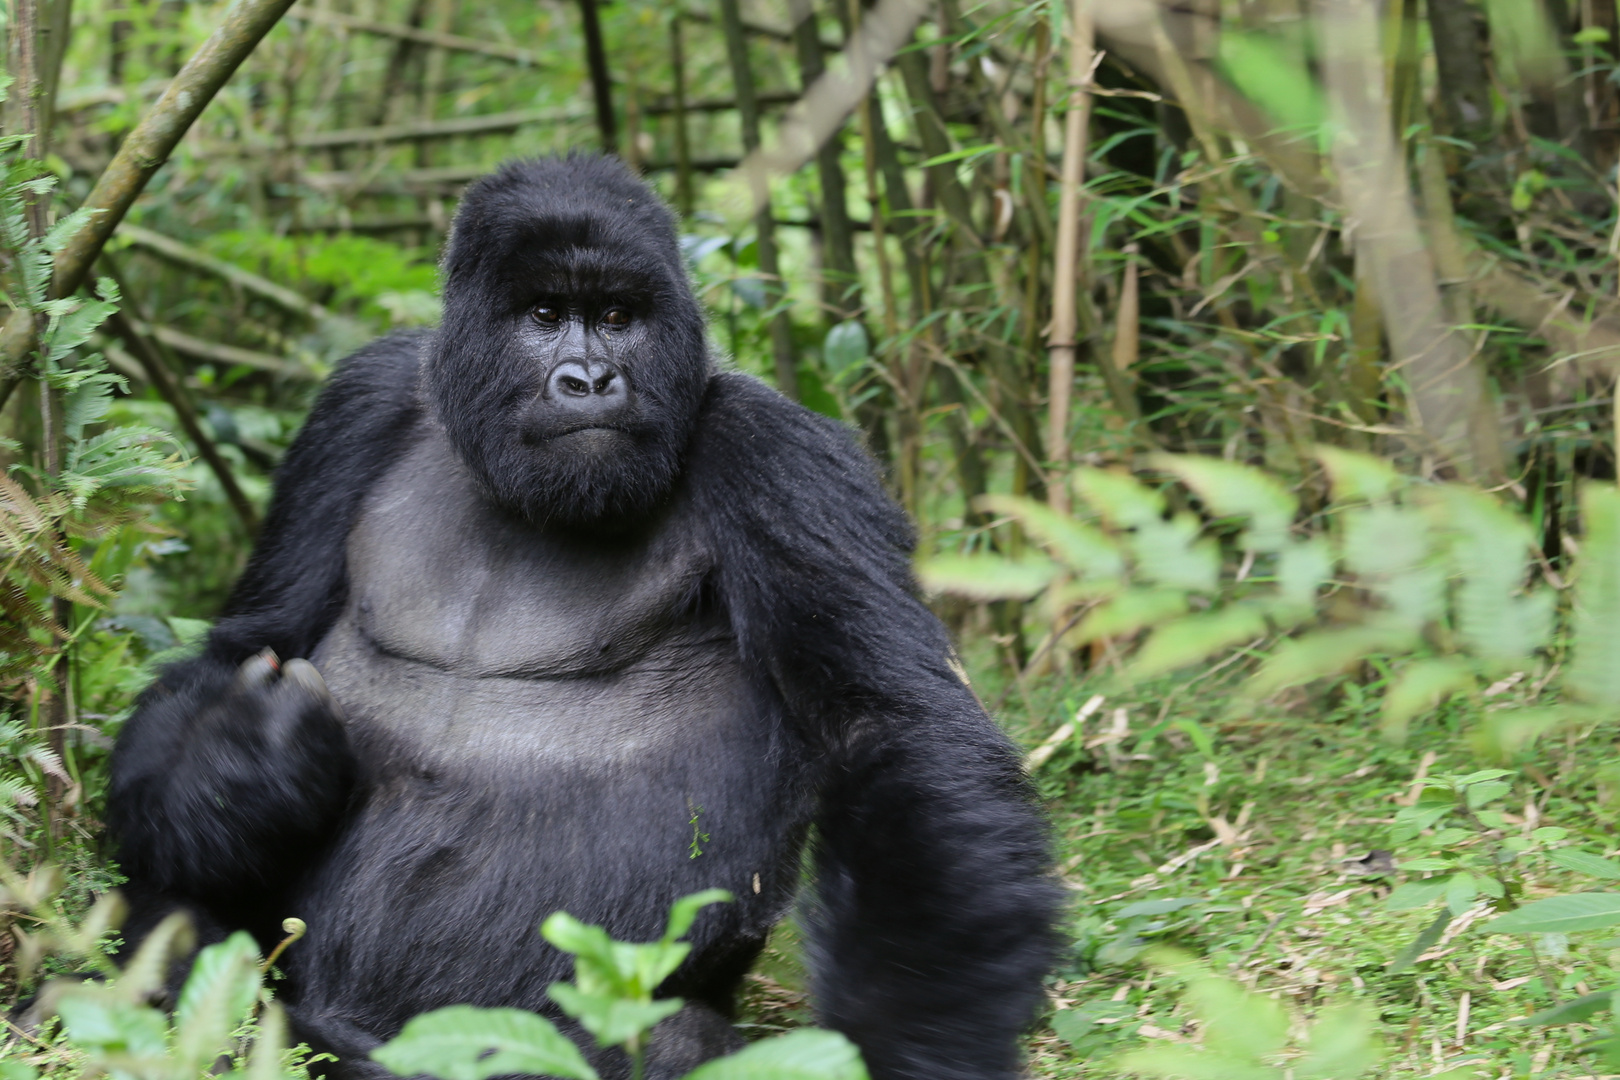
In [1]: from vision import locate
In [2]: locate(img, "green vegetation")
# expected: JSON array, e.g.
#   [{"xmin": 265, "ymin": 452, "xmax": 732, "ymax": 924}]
[{"xmin": 4, "ymin": 0, "xmax": 1620, "ymax": 1076}]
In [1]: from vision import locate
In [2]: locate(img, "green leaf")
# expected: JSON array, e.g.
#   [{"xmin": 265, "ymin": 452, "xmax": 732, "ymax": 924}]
[
  {"xmin": 1152, "ymin": 454, "xmax": 1298, "ymax": 552},
  {"xmin": 1472, "ymin": 704, "xmax": 1594, "ymax": 760},
  {"xmin": 1275, "ymin": 538, "xmax": 1333, "ymax": 609},
  {"xmin": 115, "ymin": 910, "xmax": 196, "ymax": 1004},
  {"xmin": 1549, "ymin": 850, "xmax": 1620, "ymax": 880},
  {"xmin": 1127, "ymin": 605, "xmax": 1267, "ymax": 679},
  {"xmin": 546, "ymin": 984, "xmax": 683, "ymax": 1047},
  {"xmin": 371, "ymin": 1005, "xmax": 598, "ymax": 1080},
  {"xmin": 1435, "ymin": 486, "xmax": 1551, "ymax": 659},
  {"xmin": 683, "ymin": 1030, "xmax": 870, "ymax": 1080},
  {"xmin": 1072, "ymin": 588, "xmax": 1188, "ymax": 646},
  {"xmin": 56, "ymin": 984, "xmax": 169, "ymax": 1057},
  {"xmin": 1297, "ymin": 1003, "xmax": 1384, "ymax": 1079},
  {"xmin": 1570, "ymin": 485, "xmax": 1620, "ymax": 704},
  {"xmin": 822, "ymin": 321, "xmax": 870, "ymax": 374},
  {"xmin": 1215, "ymin": 30, "xmax": 1327, "ymax": 135},
  {"xmin": 1072, "ymin": 467, "xmax": 1165, "ymax": 529},
  {"xmin": 1388, "ymin": 909, "xmax": 1452, "ymax": 973},
  {"xmin": 1316, "ymin": 446, "xmax": 1404, "ymax": 503},
  {"xmin": 977, "ymin": 494, "xmax": 1125, "ymax": 579},
  {"xmin": 915, "ymin": 552, "xmax": 1058, "ymax": 600},
  {"xmin": 663, "ymin": 889, "xmax": 732, "ymax": 943},
  {"xmin": 174, "ymin": 931, "xmax": 263, "ymax": 1072},
  {"xmin": 1481, "ymin": 0, "xmax": 1564, "ymax": 86},
  {"xmin": 1517, "ymin": 989, "xmax": 1618, "ymax": 1027},
  {"xmin": 1386, "ymin": 879, "xmax": 1448, "ymax": 911},
  {"xmin": 1381, "ymin": 658, "xmax": 1475, "ymax": 743},
  {"xmin": 1445, "ymin": 872, "xmax": 1479, "ymax": 916},
  {"xmin": 1116, "ymin": 898, "xmax": 1202, "ymax": 920},
  {"xmin": 1050, "ymin": 1009, "xmax": 1095, "ymax": 1045},
  {"xmin": 1395, "ymin": 858, "xmax": 1451, "ymax": 872},
  {"xmin": 1483, "ymin": 893, "xmax": 1620, "ymax": 934},
  {"xmin": 1249, "ymin": 622, "xmax": 1419, "ymax": 697}
]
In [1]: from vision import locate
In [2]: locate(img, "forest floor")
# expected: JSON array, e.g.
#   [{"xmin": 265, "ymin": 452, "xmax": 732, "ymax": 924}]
[{"xmin": 742, "ymin": 643, "xmax": 1620, "ymax": 1080}]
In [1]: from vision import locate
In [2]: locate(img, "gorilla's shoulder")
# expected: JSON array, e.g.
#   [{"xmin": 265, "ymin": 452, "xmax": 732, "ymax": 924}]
[
  {"xmin": 322, "ymin": 329, "xmax": 431, "ymax": 403},
  {"xmin": 686, "ymin": 371, "xmax": 915, "ymax": 567}
]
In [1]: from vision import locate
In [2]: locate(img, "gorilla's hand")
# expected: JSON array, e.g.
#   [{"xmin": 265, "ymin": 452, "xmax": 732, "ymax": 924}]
[
  {"xmin": 108, "ymin": 650, "xmax": 358, "ymax": 903},
  {"xmin": 231, "ymin": 650, "xmax": 349, "ymax": 756}
]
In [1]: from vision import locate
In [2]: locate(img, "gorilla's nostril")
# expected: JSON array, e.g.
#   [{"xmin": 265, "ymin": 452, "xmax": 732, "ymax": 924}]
[
  {"xmin": 593, "ymin": 373, "xmax": 616, "ymax": 394},
  {"xmin": 559, "ymin": 375, "xmax": 590, "ymax": 396}
]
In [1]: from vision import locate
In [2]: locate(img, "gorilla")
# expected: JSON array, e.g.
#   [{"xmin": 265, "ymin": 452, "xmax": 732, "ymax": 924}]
[{"xmin": 107, "ymin": 156, "xmax": 1058, "ymax": 1080}]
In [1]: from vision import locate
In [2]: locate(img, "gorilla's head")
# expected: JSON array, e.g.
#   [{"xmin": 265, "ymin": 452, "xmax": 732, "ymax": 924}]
[{"xmin": 429, "ymin": 155, "xmax": 711, "ymax": 527}]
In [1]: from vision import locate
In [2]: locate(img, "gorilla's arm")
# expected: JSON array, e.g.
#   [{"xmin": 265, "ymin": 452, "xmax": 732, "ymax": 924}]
[
  {"xmin": 108, "ymin": 334, "xmax": 426, "ymax": 905},
  {"xmin": 688, "ymin": 374, "xmax": 1060, "ymax": 1080}
]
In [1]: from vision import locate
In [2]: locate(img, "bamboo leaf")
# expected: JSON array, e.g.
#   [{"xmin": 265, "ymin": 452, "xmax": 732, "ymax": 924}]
[
  {"xmin": 1152, "ymin": 454, "xmax": 1298, "ymax": 553},
  {"xmin": 1249, "ymin": 622, "xmax": 1419, "ymax": 697},
  {"xmin": 1569, "ymin": 485, "xmax": 1620, "ymax": 704},
  {"xmin": 1127, "ymin": 605, "xmax": 1268, "ymax": 679},
  {"xmin": 916, "ymin": 552, "xmax": 1059, "ymax": 600},
  {"xmin": 1548, "ymin": 851, "xmax": 1620, "ymax": 881},
  {"xmin": 977, "ymin": 494, "xmax": 1125, "ymax": 579},
  {"xmin": 1483, "ymin": 894, "xmax": 1620, "ymax": 935},
  {"xmin": 1381, "ymin": 657, "xmax": 1476, "ymax": 743}
]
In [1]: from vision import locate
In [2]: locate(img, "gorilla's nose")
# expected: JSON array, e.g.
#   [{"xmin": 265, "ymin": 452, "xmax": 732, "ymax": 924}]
[{"xmin": 547, "ymin": 359, "xmax": 626, "ymax": 419}]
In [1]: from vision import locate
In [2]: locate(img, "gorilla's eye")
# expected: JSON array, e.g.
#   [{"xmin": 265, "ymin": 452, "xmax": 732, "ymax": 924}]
[
  {"xmin": 532, "ymin": 305, "xmax": 563, "ymax": 326},
  {"xmin": 601, "ymin": 308, "xmax": 631, "ymax": 328}
]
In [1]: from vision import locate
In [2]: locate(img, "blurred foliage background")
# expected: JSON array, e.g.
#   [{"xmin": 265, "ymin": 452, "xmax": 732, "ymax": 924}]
[{"xmin": 4, "ymin": 0, "xmax": 1620, "ymax": 1076}]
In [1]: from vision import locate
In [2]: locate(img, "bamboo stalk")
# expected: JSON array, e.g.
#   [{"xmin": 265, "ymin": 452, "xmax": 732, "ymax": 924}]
[
  {"xmin": 1046, "ymin": 0, "xmax": 1094, "ymax": 513},
  {"xmin": 719, "ymin": 0, "xmax": 799, "ymax": 399},
  {"xmin": 671, "ymin": 16, "xmax": 693, "ymax": 215},
  {"xmin": 791, "ymin": 0, "xmax": 861, "ymax": 324},
  {"xmin": 1315, "ymin": 0, "xmax": 1503, "ymax": 479},
  {"xmin": 578, "ymin": 0, "xmax": 617, "ymax": 154}
]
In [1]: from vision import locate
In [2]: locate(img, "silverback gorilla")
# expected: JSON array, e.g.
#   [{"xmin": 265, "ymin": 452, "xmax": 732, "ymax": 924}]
[{"xmin": 107, "ymin": 156, "xmax": 1058, "ymax": 1080}]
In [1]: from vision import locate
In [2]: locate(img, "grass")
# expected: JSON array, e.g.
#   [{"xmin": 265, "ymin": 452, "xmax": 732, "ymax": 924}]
[{"xmin": 981, "ymin": 646, "xmax": 1620, "ymax": 1080}]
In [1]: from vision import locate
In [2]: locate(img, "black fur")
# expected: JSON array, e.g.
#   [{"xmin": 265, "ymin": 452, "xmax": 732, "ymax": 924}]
[{"xmin": 107, "ymin": 155, "xmax": 1059, "ymax": 1080}]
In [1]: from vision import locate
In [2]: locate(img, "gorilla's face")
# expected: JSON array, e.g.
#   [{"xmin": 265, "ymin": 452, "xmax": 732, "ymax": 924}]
[{"xmin": 428, "ymin": 157, "xmax": 712, "ymax": 527}]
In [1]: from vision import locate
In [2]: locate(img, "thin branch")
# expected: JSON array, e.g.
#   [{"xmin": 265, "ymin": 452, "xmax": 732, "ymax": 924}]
[
  {"xmin": 286, "ymin": 6, "xmax": 540, "ymax": 64},
  {"xmin": 98, "ymin": 259, "xmax": 259, "ymax": 534},
  {"xmin": 289, "ymin": 107, "xmax": 575, "ymax": 150},
  {"xmin": 118, "ymin": 223, "xmax": 328, "ymax": 322},
  {"xmin": 128, "ymin": 321, "xmax": 313, "ymax": 379}
]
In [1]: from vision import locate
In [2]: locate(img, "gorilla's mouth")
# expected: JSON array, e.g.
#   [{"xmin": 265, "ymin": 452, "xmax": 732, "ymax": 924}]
[{"xmin": 552, "ymin": 426, "xmax": 635, "ymax": 452}]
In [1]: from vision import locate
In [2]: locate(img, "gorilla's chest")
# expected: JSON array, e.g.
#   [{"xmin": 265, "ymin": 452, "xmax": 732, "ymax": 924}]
[{"xmin": 311, "ymin": 428, "xmax": 749, "ymax": 773}]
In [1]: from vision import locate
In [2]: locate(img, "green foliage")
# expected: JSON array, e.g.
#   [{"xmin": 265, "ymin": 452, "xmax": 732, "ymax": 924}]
[
  {"xmin": 372, "ymin": 892, "xmax": 867, "ymax": 1080},
  {"xmin": 371, "ymin": 1007, "xmax": 598, "ymax": 1080},
  {"xmin": 1109, "ymin": 952, "xmax": 1383, "ymax": 1080},
  {"xmin": 0, "ymin": 863, "xmax": 305, "ymax": 1080},
  {"xmin": 922, "ymin": 448, "xmax": 1587, "ymax": 749}
]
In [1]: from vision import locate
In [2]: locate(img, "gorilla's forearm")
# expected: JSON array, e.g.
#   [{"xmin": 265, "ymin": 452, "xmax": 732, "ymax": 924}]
[
  {"xmin": 811, "ymin": 716, "xmax": 1059, "ymax": 1080},
  {"xmin": 690, "ymin": 374, "xmax": 1060, "ymax": 1077},
  {"xmin": 108, "ymin": 657, "xmax": 356, "ymax": 903}
]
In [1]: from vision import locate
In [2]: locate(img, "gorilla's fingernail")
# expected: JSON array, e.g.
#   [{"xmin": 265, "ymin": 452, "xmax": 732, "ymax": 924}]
[
  {"xmin": 281, "ymin": 659, "xmax": 332, "ymax": 700},
  {"xmin": 236, "ymin": 650, "xmax": 280, "ymax": 691}
]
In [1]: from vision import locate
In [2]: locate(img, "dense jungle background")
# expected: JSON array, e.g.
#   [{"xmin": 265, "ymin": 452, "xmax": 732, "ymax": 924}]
[{"xmin": 4, "ymin": 0, "xmax": 1620, "ymax": 1076}]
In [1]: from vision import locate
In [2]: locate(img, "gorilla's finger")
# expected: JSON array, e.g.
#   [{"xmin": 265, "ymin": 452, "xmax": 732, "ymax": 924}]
[
  {"xmin": 279, "ymin": 659, "xmax": 334, "ymax": 705},
  {"xmin": 235, "ymin": 649, "xmax": 281, "ymax": 692}
]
